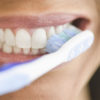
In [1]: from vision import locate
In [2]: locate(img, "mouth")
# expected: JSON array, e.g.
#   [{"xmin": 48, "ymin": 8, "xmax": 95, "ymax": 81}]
[{"xmin": 0, "ymin": 13, "xmax": 90, "ymax": 66}]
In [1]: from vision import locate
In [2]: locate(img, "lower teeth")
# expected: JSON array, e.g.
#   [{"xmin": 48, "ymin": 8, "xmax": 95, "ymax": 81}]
[{"xmin": 0, "ymin": 46, "xmax": 46, "ymax": 55}]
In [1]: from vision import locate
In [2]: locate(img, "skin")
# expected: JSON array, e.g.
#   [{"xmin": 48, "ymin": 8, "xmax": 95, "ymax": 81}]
[{"xmin": 0, "ymin": 0, "xmax": 100, "ymax": 100}]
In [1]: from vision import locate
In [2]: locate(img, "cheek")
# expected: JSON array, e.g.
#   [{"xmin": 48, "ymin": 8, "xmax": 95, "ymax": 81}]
[{"xmin": 0, "ymin": 0, "xmax": 95, "ymax": 14}]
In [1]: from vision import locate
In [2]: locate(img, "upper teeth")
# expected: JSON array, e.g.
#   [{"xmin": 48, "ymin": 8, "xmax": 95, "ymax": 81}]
[
  {"xmin": 0, "ymin": 29, "xmax": 4, "ymax": 42},
  {"xmin": 32, "ymin": 28, "xmax": 47, "ymax": 49},
  {"xmin": 16, "ymin": 29, "xmax": 31, "ymax": 48},
  {"xmin": 47, "ymin": 26, "xmax": 56, "ymax": 39},
  {"xmin": 0, "ymin": 23, "xmax": 69, "ymax": 55},
  {"xmin": 5, "ymin": 29, "xmax": 15, "ymax": 46},
  {"xmin": 56, "ymin": 25, "xmax": 64, "ymax": 34}
]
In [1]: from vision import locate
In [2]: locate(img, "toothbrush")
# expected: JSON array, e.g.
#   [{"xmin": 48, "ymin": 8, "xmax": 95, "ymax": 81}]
[
  {"xmin": 0, "ymin": 26, "xmax": 94, "ymax": 95},
  {"xmin": 46, "ymin": 25, "xmax": 82, "ymax": 53}
]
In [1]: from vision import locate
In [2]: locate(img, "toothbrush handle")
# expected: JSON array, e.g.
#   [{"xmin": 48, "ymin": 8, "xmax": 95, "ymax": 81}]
[
  {"xmin": 15, "ymin": 52, "xmax": 65, "ymax": 80},
  {"xmin": 0, "ymin": 52, "xmax": 65, "ymax": 95}
]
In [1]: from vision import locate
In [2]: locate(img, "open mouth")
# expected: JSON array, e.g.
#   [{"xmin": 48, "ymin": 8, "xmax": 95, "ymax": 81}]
[{"xmin": 0, "ymin": 13, "xmax": 90, "ymax": 65}]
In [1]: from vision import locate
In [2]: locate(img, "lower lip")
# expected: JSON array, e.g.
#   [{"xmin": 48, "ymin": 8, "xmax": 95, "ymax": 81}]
[{"xmin": 0, "ymin": 51, "xmax": 43, "ymax": 66}]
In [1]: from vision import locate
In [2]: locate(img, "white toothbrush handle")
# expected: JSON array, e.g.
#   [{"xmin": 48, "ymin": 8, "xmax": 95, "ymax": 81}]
[
  {"xmin": 17, "ymin": 52, "xmax": 65, "ymax": 80},
  {"xmin": 0, "ymin": 52, "xmax": 65, "ymax": 95},
  {"xmin": 58, "ymin": 30, "xmax": 94, "ymax": 61}
]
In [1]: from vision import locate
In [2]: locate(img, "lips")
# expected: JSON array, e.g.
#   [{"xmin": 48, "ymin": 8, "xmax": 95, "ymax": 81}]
[
  {"xmin": 0, "ymin": 13, "xmax": 89, "ymax": 28},
  {"xmin": 0, "ymin": 13, "xmax": 90, "ymax": 66}
]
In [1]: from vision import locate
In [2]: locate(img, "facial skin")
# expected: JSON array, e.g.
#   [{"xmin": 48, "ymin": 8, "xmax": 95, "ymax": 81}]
[{"xmin": 0, "ymin": 0, "xmax": 100, "ymax": 100}]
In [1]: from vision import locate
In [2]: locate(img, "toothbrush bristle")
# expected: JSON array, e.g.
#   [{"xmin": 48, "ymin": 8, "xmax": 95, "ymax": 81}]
[
  {"xmin": 63, "ymin": 27, "xmax": 81, "ymax": 37},
  {"xmin": 46, "ymin": 34, "xmax": 66, "ymax": 53},
  {"xmin": 46, "ymin": 25, "xmax": 82, "ymax": 53}
]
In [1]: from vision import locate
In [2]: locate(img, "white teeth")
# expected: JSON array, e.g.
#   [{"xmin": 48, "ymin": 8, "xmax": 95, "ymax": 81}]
[
  {"xmin": 56, "ymin": 25, "xmax": 64, "ymax": 34},
  {"xmin": 3, "ymin": 44, "xmax": 12, "ymax": 53},
  {"xmin": 5, "ymin": 29, "xmax": 15, "ymax": 46},
  {"xmin": 32, "ymin": 28, "xmax": 47, "ymax": 49},
  {"xmin": 23, "ymin": 48, "xmax": 30, "ymax": 55},
  {"xmin": 47, "ymin": 26, "xmax": 56, "ymax": 39},
  {"xmin": 31, "ymin": 49, "xmax": 39, "ymax": 55},
  {"xmin": 63, "ymin": 23, "xmax": 70, "ymax": 28},
  {"xmin": 13, "ymin": 47, "xmax": 21, "ymax": 54},
  {"xmin": 16, "ymin": 29, "xmax": 31, "ymax": 48},
  {"xmin": 0, "ymin": 42, "xmax": 2, "ymax": 48},
  {"xmin": 0, "ymin": 23, "xmax": 72, "ymax": 55},
  {"xmin": 40, "ymin": 48, "xmax": 46, "ymax": 54},
  {"xmin": 0, "ymin": 29, "xmax": 4, "ymax": 42}
]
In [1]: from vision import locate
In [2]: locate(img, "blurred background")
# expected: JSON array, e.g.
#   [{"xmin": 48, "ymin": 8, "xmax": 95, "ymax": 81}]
[
  {"xmin": 89, "ymin": 67, "xmax": 100, "ymax": 100},
  {"xmin": 90, "ymin": 1, "xmax": 100, "ymax": 99}
]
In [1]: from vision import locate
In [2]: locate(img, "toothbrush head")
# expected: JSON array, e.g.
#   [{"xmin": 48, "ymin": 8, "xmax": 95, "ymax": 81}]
[{"xmin": 46, "ymin": 25, "xmax": 81, "ymax": 53}]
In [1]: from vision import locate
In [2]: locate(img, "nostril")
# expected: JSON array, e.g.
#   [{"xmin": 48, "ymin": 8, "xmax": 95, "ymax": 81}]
[{"xmin": 71, "ymin": 18, "xmax": 90, "ymax": 30}]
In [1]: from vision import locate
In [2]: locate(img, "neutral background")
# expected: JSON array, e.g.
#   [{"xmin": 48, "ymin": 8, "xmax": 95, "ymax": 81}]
[
  {"xmin": 89, "ymin": 67, "xmax": 100, "ymax": 100},
  {"xmin": 89, "ymin": 1, "xmax": 100, "ymax": 99}
]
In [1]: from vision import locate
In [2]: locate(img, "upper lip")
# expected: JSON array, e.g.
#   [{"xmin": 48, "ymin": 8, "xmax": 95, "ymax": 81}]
[{"xmin": 0, "ymin": 13, "xmax": 89, "ymax": 28}]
